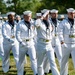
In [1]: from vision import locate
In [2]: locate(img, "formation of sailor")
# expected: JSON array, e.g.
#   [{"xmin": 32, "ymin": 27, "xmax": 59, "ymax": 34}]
[{"xmin": 0, "ymin": 8, "xmax": 75, "ymax": 75}]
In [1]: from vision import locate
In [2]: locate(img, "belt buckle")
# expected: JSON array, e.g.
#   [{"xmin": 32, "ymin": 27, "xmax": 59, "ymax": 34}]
[
  {"xmin": 45, "ymin": 39, "xmax": 50, "ymax": 42},
  {"xmin": 11, "ymin": 36, "xmax": 15, "ymax": 38},
  {"xmin": 55, "ymin": 34, "xmax": 57, "ymax": 37},
  {"xmin": 26, "ymin": 39, "xmax": 30, "ymax": 42},
  {"xmin": 69, "ymin": 35, "xmax": 75, "ymax": 38}
]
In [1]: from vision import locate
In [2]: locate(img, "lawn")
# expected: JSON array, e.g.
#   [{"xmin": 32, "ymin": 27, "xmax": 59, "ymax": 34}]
[{"xmin": 0, "ymin": 55, "xmax": 75, "ymax": 75}]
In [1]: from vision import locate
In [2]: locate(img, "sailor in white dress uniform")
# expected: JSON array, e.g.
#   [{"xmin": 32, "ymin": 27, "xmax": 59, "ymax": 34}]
[{"xmin": 16, "ymin": 10, "xmax": 37, "ymax": 75}]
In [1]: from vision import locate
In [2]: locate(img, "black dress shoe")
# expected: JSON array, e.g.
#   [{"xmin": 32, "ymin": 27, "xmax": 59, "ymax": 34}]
[
  {"xmin": 48, "ymin": 69, "xmax": 52, "ymax": 73},
  {"xmin": 44, "ymin": 73, "xmax": 47, "ymax": 75},
  {"xmin": 23, "ymin": 71, "xmax": 26, "ymax": 75},
  {"xmin": 9, "ymin": 66, "xmax": 11, "ymax": 69},
  {"xmin": 36, "ymin": 74, "xmax": 38, "ymax": 75}
]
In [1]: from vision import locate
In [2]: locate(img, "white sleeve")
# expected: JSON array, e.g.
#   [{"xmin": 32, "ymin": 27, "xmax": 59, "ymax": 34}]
[
  {"xmin": 34, "ymin": 19, "xmax": 41, "ymax": 28},
  {"xmin": 2, "ymin": 24, "xmax": 10, "ymax": 40},
  {"xmin": 16, "ymin": 24, "xmax": 22, "ymax": 43},
  {"xmin": 58, "ymin": 21, "xmax": 64, "ymax": 42}
]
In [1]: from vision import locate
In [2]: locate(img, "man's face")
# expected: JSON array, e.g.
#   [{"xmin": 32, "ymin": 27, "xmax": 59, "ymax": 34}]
[
  {"xmin": 74, "ymin": 12, "xmax": 75, "ymax": 18},
  {"xmin": 51, "ymin": 13, "xmax": 58, "ymax": 18},
  {"xmin": 16, "ymin": 17, "xmax": 21, "ymax": 20},
  {"xmin": 24, "ymin": 14, "xmax": 32, "ymax": 22},
  {"xmin": 43, "ymin": 14, "xmax": 49, "ymax": 20},
  {"xmin": 68, "ymin": 12, "xmax": 75, "ymax": 19},
  {"xmin": 8, "ymin": 14, "xmax": 15, "ymax": 21}
]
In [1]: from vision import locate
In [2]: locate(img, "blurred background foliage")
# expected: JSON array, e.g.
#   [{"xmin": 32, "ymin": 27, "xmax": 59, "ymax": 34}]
[{"xmin": 0, "ymin": 0, "xmax": 75, "ymax": 15}]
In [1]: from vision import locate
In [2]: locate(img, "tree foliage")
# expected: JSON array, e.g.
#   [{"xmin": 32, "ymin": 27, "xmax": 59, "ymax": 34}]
[
  {"xmin": 40, "ymin": 0, "xmax": 75, "ymax": 13},
  {"xmin": 5, "ymin": 0, "xmax": 42, "ymax": 15},
  {"xmin": 0, "ymin": 0, "xmax": 7, "ymax": 14},
  {"xmin": 2, "ymin": 0, "xmax": 75, "ymax": 15}
]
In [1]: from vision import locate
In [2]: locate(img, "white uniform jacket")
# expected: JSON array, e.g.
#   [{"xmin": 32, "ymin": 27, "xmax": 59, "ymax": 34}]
[
  {"xmin": 49, "ymin": 18, "xmax": 60, "ymax": 38},
  {"xmin": 58, "ymin": 18, "xmax": 75, "ymax": 44},
  {"xmin": 2, "ymin": 21, "xmax": 17, "ymax": 44},
  {"xmin": 0, "ymin": 20, "xmax": 4, "ymax": 39},
  {"xmin": 16, "ymin": 19, "xmax": 35, "ymax": 46},
  {"xmin": 35, "ymin": 19, "xmax": 53, "ymax": 44},
  {"xmin": 49, "ymin": 18, "xmax": 61, "ymax": 46}
]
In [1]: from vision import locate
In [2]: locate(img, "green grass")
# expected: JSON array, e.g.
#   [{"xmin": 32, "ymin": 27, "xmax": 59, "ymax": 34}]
[{"xmin": 0, "ymin": 55, "xmax": 75, "ymax": 75}]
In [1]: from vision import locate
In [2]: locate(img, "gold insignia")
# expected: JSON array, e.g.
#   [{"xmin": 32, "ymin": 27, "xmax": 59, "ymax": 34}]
[{"xmin": 69, "ymin": 35, "xmax": 75, "ymax": 38}]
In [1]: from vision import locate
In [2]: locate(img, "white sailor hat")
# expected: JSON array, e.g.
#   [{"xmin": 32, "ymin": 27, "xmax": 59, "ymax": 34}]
[
  {"xmin": 23, "ymin": 10, "xmax": 32, "ymax": 16},
  {"xmin": 67, "ymin": 8, "xmax": 75, "ymax": 13},
  {"xmin": 16, "ymin": 15, "xmax": 20, "ymax": 18},
  {"xmin": 50, "ymin": 9, "xmax": 58, "ymax": 13},
  {"xmin": 59, "ymin": 15, "xmax": 65, "ymax": 19},
  {"xmin": 7, "ymin": 12, "xmax": 15, "ymax": 16},
  {"xmin": 36, "ymin": 13, "xmax": 42, "ymax": 16},
  {"xmin": 0, "ymin": 16, "xmax": 2, "ymax": 19},
  {"xmin": 41, "ymin": 9, "xmax": 49, "ymax": 14}
]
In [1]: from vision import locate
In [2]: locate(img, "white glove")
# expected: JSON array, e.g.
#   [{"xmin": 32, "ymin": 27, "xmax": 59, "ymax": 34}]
[
  {"xmin": 42, "ymin": 10, "xmax": 49, "ymax": 18},
  {"xmin": 61, "ymin": 43, "xmax": 67, "ymax": 48},
  {"xmin": 8, "ymin": 39, "xmax": 14, "ymax": 43},
  {"xmin": 20, "ymin": 42, "xmax": 26, "ymax": 46}
]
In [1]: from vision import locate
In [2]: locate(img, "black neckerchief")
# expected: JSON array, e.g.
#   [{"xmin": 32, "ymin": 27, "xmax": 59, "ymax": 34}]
[
  {"xmin": 24, "ymin": 20, "xmax": 31, "ymax": 37},
  {"xmin": 16, "ymin": 20, "xmax": 19, "ymax": 23},
  {"xmin": 43, "ymin": 19, "xmax": 50, "ymax": 38},
  {"xmin": 68, "ymin": 18, "xmax": 74, "ymax": 28},
  {"xmin": 51, "ymin": 18, "xmax": 57, "ymax": 27},
  {"xmin": 24, "ymin": 20, "xmax": 31, "ymax": 29},
  {"xmin": 43, "ymin": 20, "xmax": 49, "ymax": 29},
  {"xmin": 8, "ymin": 21, "xmax": 15, "ymax": 29}
]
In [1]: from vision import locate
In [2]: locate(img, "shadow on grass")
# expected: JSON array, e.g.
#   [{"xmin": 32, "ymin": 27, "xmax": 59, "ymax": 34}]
[{"xmin": 0, "ymin": 66, "xmax": 33, "ymax": 75}]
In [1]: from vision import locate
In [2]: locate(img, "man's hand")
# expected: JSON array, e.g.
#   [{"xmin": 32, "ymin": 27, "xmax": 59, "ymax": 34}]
[
  {"xmin": 41, "ymin": 10, "xmax": 49, "ymax": 19},
  {"xmin": 20, "ymin": 42, "xmax": 26, "ymax": 46},
  {"xmin": 61, "ymin": 41, "xmax": 67, "ymax": 48},
  {"xmin": 8, "ymin": 39, "xmax": 14, "ymax": 43},
  {"xmin": 61, "ymin": 41, "xmax": 64, "ymax": 44}
]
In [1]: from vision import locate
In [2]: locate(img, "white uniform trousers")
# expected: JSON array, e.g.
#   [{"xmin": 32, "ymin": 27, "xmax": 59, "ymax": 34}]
[
  {"xmin": 2, "ymin": 41, "xmax": 19, "ymax": 73},
  {"xmin": 52, "ymin": 37, "xmax": 62, "ymax": 67},
  {"xmin": 43, "ymin": 54, "xmax": 50, "ymax": 73},
  {"xmin": 36, "ymin": 43, "xmax": 60, "ymax": 75},
  {"xmin": 17, "ymin": 44, "xmax": 37, "ymax": 75},
  {"xmin": 60, "ymin": 43, "xmax": 75, "ymax": 75},
  {"xmin": 71, "ymin": 49, "xmax": 75, "ymax": 68},
  {"xmin": 0, "ymin": 38, "xmax": 4, "ymax": 59}
]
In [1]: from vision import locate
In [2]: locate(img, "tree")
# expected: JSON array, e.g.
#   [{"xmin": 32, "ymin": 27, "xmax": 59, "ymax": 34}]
[
  {"xmin": 6, "ymin": 0, "xmax": 20, "ymax": 12},
  {"xmin": 0, "ymin": 0, "xmax": 7, "ymax": 14},
  {"xmin": 40, "ymin": 0, "xmax": 75, "ymax": 13},
  {"xmin": 5, "ymin": 0, "xmax": 75, "ymax": 15},
  {"xmin": 6, "ymin": 0, "xmax": 42, "ymax": 15}
]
